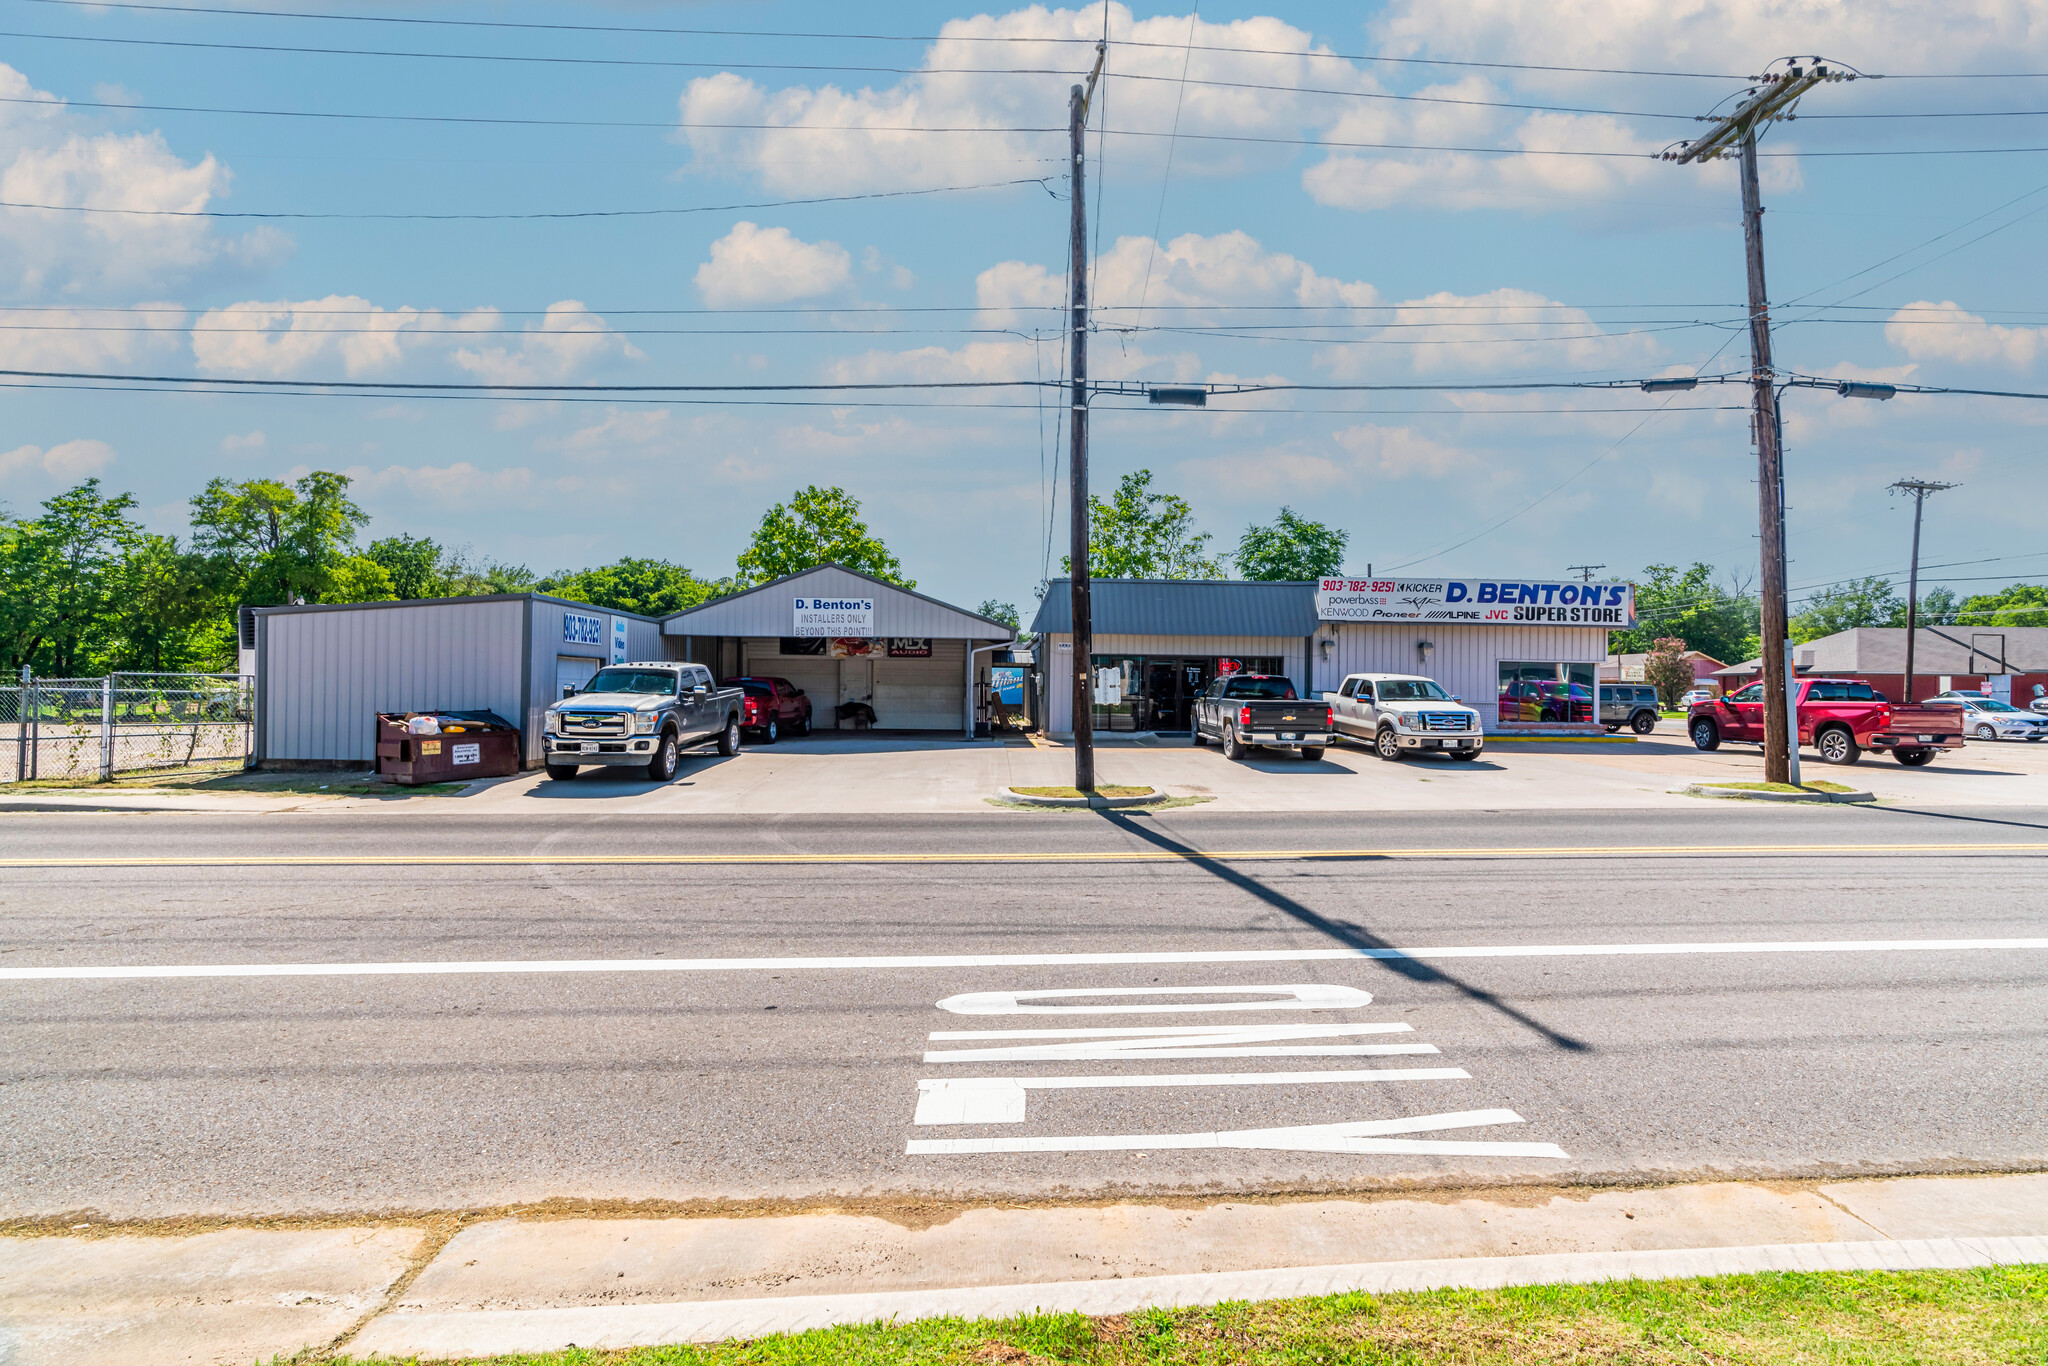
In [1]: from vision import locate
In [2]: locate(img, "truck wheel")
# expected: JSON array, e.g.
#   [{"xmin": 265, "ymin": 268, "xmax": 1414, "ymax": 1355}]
[
  {"xmin": 1222, "ymin": 725, "xmax": 1246, "ymax": 761},
  {"xmin": 1689, "ymin": 718, "xmax": 1720, "ymax": 751},
  {"xmin": 1299, "ymin": 746, "xmax": 1325, "ymax": 761},
  {"xmin": 717, "ymin": 715, "xmax": 741, "ymax": 757},
  {"xmin": 1375, "ymin": 727, "xmax": 1403, "ymax": 762},
  {"xmin": 761, "ymin": 718, "xmax": 779, "ymax": 744},
  {"xmin": 1631, "ymin": 711, "xmax": 1657, "ymax": 734},
  {"xmin": 645, "ymin": 733, "xmax": 679, "ymax": 782},
  {"xmin": 1816, "ymin": 725, "xmax": 1860, "ymax": 765},
  {"xmin": 794, "ymin": 713, "xmax": 810, "ymax": 737},
  {"xmin": 1893, "ymin": 747, "xmax": 1935, "ymax": 766},
  {"xmin": 544, "ymin": 763, "xmax": 579, "ymax": 781}
]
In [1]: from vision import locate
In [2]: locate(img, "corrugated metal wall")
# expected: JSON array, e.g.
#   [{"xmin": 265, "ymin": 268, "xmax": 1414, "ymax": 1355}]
[
  {"xmin": 523, "ymin": 600, "xmax": 667, "ymax": 744},
  {"xmin": 1038, "ymin": 633, "xmax": 1307, "ymax": 734},
  {"xmin": 742, "ymin": 637, "xmax": 973, "ymax": 730},
  {"xmin": 1314, "ymin": 623, "xmax": 1610, "ymax": 733},
  {"xmin": 261, "ymin": 600, "xmax": 525, "ymax": 763}
]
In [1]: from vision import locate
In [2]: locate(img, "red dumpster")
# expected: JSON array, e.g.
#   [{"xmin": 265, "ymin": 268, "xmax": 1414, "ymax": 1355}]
[{"xmin": 376, "ymin": 710, "xmax": 522, "ymax": 785}]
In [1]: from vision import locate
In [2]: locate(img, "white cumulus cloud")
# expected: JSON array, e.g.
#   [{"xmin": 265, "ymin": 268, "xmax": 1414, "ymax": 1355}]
[
  {"xmin": 694, "ymin": 222, "xmax": 853, "ymax": 308},
  {"xmin": 192, "ymin": 297, "xmax": 639, "ymax": 382},
  {"xmin": 0, "ymin": 437, "xmax": 115, "ymax": 481},
  {"xmin": 452, "ymin": 301, "xmax": 644, "ymax": 385},
  {"xmin": 1884, "ymin": 300, "xmax": 2044, "ymax": 368},
  {"xmin": 0, "ymin": 63, "xmax": 286, "ymax": 299}
]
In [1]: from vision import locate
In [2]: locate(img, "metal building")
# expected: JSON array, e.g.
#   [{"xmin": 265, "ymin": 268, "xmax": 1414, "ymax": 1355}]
[
  {"xmin": 252, "ymin": 594, "xmax": 669, "ymax": 768},
  {"xmin": 663, "ymin": 564, "xmax": 1013, "ymax": 736},
  {"xmin": 1031, "ymin": 575, "xmax": 1633, "ymax": 737}
]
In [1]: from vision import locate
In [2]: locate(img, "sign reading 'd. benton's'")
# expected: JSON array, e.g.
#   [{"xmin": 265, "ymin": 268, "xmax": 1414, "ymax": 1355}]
[
  {"xmin": 793, "ymin": 596, "xmax": 875, "ymax": 637},
  {"xmin": 1316, "ymin": 578, "xmax": 1636, "ymax": 627}
]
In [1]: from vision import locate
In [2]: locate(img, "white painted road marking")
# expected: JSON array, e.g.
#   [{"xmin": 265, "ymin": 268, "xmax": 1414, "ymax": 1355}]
[
  {"xmin": 912, "ymin": 1069, "xmax": 1471, "ymax": 1124},
  {"xmin": 10, "ymin": 937, "xmax": 2046, "ymax": 981},
  {"xmin": 906, "ymin": 1108, "xmax": 1569, "ymax": 1157},
  {"xmin": 935, "ymin": 984, "xmax": 1373, "ymax": 1015},
  {"xmin": 923, "ymin": 1023, "xmax": 1426, "ymax": 1063}
]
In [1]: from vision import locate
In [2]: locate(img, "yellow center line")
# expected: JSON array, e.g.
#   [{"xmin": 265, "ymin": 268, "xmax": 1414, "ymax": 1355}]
[{"xmin": 0, "ymin": 842, "xmax": 2044, "ymax": 868}]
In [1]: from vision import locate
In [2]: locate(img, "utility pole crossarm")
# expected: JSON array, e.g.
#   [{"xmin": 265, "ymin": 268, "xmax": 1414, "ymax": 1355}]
[{"xmin": 1664, "ymin": 59, "xmax": 1854, "ymax": 164}]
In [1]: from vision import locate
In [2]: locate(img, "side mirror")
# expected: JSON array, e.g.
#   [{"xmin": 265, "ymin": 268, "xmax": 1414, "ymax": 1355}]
[
  {"xmin": 1452, "ymin": 696, "xmax": 1463, "ymax": 704},
  {"xmin": 692, "ymin": 683, "xmax": 709, "ymax": 695},
  {"xmin": 794, "ymin": 688, "xmax": 806, "ymax": 697},
  {"xmin": 561, "ymin": 685, "xmax": 578, "ymax": 698}
]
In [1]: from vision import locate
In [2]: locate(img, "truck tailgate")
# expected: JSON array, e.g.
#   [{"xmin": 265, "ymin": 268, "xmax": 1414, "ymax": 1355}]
[{"xmin": 1886, "ymin": 702, "xmax": 1965, "ymax": 739}]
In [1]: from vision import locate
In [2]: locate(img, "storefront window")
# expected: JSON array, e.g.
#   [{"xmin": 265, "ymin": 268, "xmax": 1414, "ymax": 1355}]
[
  {"xmin": 1089, "ymin": 655, "xmax": 1282, "ymax": 732},
  {"xmin": 1497, "ymin": 661, "xmax": 1596, "ymax": 725}
]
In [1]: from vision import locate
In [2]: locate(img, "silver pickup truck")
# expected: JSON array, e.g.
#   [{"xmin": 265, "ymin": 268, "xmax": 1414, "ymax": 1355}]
[
  {"xmin": 1327, "ymin": 672, "xmax": 1484, "ymax": 762},
  {"xmin": 542, "ymin": 661, "xmax": 742, "ymax": 782}
]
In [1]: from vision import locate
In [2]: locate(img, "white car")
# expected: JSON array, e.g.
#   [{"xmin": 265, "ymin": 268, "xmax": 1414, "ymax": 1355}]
[
  {"xmin": 2031, "ymin": 688, "xmax": 2048, "ymax": 716},
  {"xmin": 1681, "ymin": 687, "xmax": 1716, "ymax": 707},
  {"xmin": 1325, "ymin": 673, "xmax": 1485, "ymax": 761},
  {"xmin": 1932, "ymin": 691, "xmax": 2048, "ymax": 742}
]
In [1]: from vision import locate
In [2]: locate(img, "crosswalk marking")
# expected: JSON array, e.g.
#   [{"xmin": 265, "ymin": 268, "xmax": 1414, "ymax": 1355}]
[
  {"xmin": 907, "ymin": 1108, "xmax": 1568, "ymax": 1157},
  {"xmin": 935, "ymin": 984, "xmax": 1373, "ymax": 1015},
  {"xmin": 923, "ymin": 1023, "xmax": 1429, "ymax": 1063}
]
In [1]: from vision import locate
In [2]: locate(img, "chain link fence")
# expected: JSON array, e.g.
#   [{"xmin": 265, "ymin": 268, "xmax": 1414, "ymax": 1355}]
[{"xmin": 2, "ymin": 673, "xmax": 253, "ymax": 783}]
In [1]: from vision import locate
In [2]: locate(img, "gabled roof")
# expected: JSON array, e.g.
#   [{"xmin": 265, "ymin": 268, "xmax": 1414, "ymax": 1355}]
[
  {"xmin": 1030, "ymin": 579, "xmax": 1320, "ymax": 637},
  {"xmin": 663, "ymin": 563, "xmax": 1013, "ymax": 639}
]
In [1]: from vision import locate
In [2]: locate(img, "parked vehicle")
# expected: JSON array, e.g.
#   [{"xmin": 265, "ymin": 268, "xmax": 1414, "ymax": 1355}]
[
  {"xmin": 726, "ymin": 675, "xmax": 813, "ymax": 743},
  {"xmin": 1192, "ymin": 674, "xmax": 1331, "ymax": 761},
  {"xmin": 543, "ymin": 662, "xmax": 742, "ymax": 781},
  {"xmin": 1326, "ymin": 673, "xmax": 1484, "ymax": 762},
  {"xmin": 1932, "ymin": 691, "xmax": 2048, "ymax": 742},
  {"xmin": 1681, "ymin": 686, "xmax": 1717, "ymax": 707},
  {"xmin": 2032, "ymin": 686, "xmax": 2048, "ymax": 716},
  {"xmin": 1687, "ymin": 677, "xmax": 1964, "ymax": 766},
  {"xmin": 1600, "ymin": 683, "xmax": 1662, "ymax": 735}
]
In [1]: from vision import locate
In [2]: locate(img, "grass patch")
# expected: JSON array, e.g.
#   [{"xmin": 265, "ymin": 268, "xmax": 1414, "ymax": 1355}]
[
  {"xmin": 0, "ymin": 767, "xmax": 468, "ymax": 798},
  {"xmin": 1006, "ymin": 785, "xmax": 1155, "ymax": 799},
  {"xmin": 329, "ymin": 1265, "xmax": 2048, "ymax": 1364},
  {"xmin": 1701, "ymin": 780, "xmax": 1855, "ymax": 794},
  {"xmin": 984, "ymin": 796, "xmax": 1212, "ymax": 813}
]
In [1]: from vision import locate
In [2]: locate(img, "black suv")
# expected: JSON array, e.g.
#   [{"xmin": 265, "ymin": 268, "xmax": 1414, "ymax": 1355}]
[{"xmin": 1601, "ymin": 683, "xmax": 1662, "ymax": 734}]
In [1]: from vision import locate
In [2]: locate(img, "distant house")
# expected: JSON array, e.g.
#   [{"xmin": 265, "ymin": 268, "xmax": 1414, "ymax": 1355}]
[
  {"xmin": 1601, "ymin": 650, "xmax": 1725, "ymax": 690},
  {"xmin": 1712, "ymin": 626, "xmax": 2048, "ymax": 704}
]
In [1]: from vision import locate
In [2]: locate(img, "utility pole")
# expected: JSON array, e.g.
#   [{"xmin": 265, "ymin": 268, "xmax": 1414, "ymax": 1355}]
[
  {"xmin": 1566, "ymin": 564, "xmax": 1605, "ymax": 583},
  {"xmin": 1890, "ymin": 478, "xmax": 1957, "ymax": 705},
  {"xmin": 1067, "ymin": 43, "xmax": 1105, "ymax": 794},
  {"xmin": 1667, "ymin": 58, "xmax": 1851, "ymax": 785}
]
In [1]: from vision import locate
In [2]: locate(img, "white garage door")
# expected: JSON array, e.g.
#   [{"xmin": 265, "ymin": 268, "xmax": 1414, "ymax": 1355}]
[{"xmin": 872, "ymin": 642, "xmax": 964, "ymax": 731}]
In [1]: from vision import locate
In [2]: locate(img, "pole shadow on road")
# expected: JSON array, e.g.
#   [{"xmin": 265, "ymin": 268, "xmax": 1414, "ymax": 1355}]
[
  {"xmin": 1099, "ymin": 811, "xmax": 1589, "ymax": 1053},
  {"xmin": 1850, "ymin": 804, "xmax": 2048, "ymax": 833}
]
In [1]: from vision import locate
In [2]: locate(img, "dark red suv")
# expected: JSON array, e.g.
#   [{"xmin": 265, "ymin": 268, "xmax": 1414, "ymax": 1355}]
[{"xmin": 725, "ymin": 676, "xmax": 813, "ymax": 743}]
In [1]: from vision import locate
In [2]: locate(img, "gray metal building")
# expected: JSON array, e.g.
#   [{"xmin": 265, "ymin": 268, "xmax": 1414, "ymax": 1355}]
[
  {"xmin": 663, "ymin": 564, "xmax": 1013, "ymax": 736},
  {"xmin": 253, "ymin": 594, "xmax": 669, "ymax": 768}
]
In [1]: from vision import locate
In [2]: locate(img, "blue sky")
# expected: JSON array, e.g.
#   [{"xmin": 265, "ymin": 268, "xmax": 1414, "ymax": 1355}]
[{"xmin": 1, "ymin": 0, "xmax": 2045, "ymax": 614}]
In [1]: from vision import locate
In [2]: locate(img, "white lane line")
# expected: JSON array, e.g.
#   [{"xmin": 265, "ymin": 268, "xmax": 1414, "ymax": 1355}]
[
  {"xmin": 912, "ymin": 1069, "xmax": 1470, "ymax": 1124},
  {"xmin": 928, "ymin": 1024, "xmax": 1415, "ymax": 1040},
  {"xmin": 8, "ymin": 937, "xmax": 2046, "ymax": 981},
  {"xmin": 936, "ymin": 984, "xmax": 1372, "ymax": 1014},
  {"xmin": 922, "ymin": 1024, "xmax": 1426, "ymax": 1063},
  {"xmin": 906, "ymin": 1107, "xmax": 1568, "ymax": 1157}
]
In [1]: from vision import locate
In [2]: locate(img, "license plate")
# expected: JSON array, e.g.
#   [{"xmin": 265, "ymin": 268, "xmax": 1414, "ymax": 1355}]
[
  {"xmin": 578, "ymin": 741, "xmax": 598, "ymax": 753},
  {"xmin": 1279, "ymin": 732, "xmax": 1300, "ymax": 741},
  {"xmin": 1918, "ymin": 735, "xmax": 1934, "ymax": 742}
]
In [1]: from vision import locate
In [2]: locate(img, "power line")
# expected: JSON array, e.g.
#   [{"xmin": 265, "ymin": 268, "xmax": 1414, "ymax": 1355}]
[{"xmin": 0, "ymin": 176, "xmax": 1053, "ymax": 221}]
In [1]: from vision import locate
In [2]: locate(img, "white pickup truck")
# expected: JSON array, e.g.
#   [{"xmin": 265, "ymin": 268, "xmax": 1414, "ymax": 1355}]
[{"xmin": 1326, "ymin": 673, "xmax": 1485, "ymax": 762}]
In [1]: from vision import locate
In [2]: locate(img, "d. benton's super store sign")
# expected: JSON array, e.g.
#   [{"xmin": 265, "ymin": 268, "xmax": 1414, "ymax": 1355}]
[{"xmin": 1316, "ymin": 578, "xmax": 1635, "ymax": 627}]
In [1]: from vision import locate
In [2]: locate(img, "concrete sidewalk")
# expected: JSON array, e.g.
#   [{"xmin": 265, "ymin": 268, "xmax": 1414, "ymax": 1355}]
[{"xmin": 6, "ymin": 1173, "xmax": 2044, "ymax": 1364}]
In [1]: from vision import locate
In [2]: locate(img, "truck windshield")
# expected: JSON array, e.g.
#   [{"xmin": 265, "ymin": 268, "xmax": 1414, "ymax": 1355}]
[
  {"xmin": 1223, "ymin": 677, "xmax": 1297, "ymax": 700},
  {"xmin": 1375, "ymin": 680, "xmax": 1450, "ymax": 702},
  {"xmin": 582, "ymin": 668, "xmax": 678, "ymax": 695}
]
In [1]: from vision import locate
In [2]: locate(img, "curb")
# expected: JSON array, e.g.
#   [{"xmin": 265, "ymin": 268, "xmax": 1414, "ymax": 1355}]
[
  {"xmin": 998, "ymin": 787, "xmax": 1160, "ymax": 808},
  {"xmin": 1679, "ymin": 783, "xmax": 1876, "ymax": 804},
  {"xmin": 348, "ymin": 1234, "xmax": 2048, "ymax": 1358}
]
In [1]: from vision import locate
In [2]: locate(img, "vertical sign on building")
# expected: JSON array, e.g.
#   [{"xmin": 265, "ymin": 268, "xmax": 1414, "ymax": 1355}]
[{"xmin": 610, "ymin": 615, "xmax": 629, "ymax": 664}]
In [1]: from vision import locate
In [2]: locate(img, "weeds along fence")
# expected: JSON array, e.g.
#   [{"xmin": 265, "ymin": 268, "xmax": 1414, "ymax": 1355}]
[{"xmin": 2, "ymin": 672, "xmax": 254, "ymax": 783}]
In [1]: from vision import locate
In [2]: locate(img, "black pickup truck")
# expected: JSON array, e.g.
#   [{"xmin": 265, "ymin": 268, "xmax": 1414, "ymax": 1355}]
[{"xmin": 1191, "ymin": 674, "xmax": 1333, "ymax": 761}]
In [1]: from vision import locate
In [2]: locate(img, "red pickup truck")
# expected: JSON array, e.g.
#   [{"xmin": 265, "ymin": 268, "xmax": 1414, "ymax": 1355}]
[
  {"xmin": 1688, "ymin": 677, "xmax": 1964, "ymax": 766},
  {"xmin": 725, "ymin": 676, "xmax": 813, "ymax": 743}
]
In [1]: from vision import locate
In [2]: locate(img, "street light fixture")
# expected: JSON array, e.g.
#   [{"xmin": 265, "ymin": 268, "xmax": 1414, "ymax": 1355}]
[
  {"xmin": 1147, "ymin": 387, "xmax": 1208, "ymax": 407},
  {"xmin": 1837, "ymin": 381, "xmax": 1897, "ymax": 401},
  {"xmin": 1640, "ymin": 377, "xmax": 1699, "ymax": 393}
]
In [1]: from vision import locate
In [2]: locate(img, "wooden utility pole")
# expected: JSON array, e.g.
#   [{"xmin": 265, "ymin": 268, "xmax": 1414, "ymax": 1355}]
[
  {"xmin": 1891, "ymin": 478, "xmax": 1957, "ymax": 705},
  {"xmin": 1066, "ymin": 46, "xmax": 1104, "ymax": 794},
  {"xmin": 1668, "ymin": 59, "xmax": 1849, "ymax": 785}
]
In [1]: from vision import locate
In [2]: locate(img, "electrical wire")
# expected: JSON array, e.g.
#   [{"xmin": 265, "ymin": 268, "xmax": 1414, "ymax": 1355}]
[{"xmin": 1134, "ymin": 3, "xmax": 1198, "ymax": 330}]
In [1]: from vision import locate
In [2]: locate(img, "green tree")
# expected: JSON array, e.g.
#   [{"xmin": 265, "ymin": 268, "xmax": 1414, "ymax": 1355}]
[
  {"xmin": 539, "ymin": 558, "xmax": 723, "ymax": 617},
  {"xmin": 1236, "ymin": 507, "xmax": 1347, "ymax": 581},
  {"xmin": 977, "ymin": 600, "xmax": 1020, "ymax": 630},
  {"xmin": 0, "ymin": 480, "xmax": 143, "ymax": 673},
  {"xmin": 1916, "ymin": 585, "xmax": 1960, "ymax": 626},
  {"xmin": 98, "ymin": 533, "xmax": 220, "ymax": 672},
  {"xmin": 1791, "ymin": 576, "xmax": 1903, "ymax": 643},
  {"xmin": 735, "ymin": 485, "xmax": 911, "ymax": 588},
  {"xmin": 1955, "ymin": 582, "xmax": 2048, "ymax": 627},
  {"xmin": 1609, "ymin": 563, "xmax": 1758, "ymax": 665},
  {"xmin": 1064, "ymin": 470, "xmax": 1225, "ymax": 579},
  {"xmin": 1643, "ymin": 637, "xmax": 1695, "ymax": 710},
  {"xmin": 189, "ymin": 471, "xmax": 370, "ymax": 606},
  {"xmin": 365, "ymin": 534, "xmax": 446, "ymax": 599},
  {"xmin": 326, "ymin": 555, "xmax": 396, "ymax": 604}
]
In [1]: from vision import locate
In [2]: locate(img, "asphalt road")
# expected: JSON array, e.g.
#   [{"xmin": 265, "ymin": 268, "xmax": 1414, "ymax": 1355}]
[{"xmin": 4, "ymin": 802, "xmax": 2046, "ymax": 1218}]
